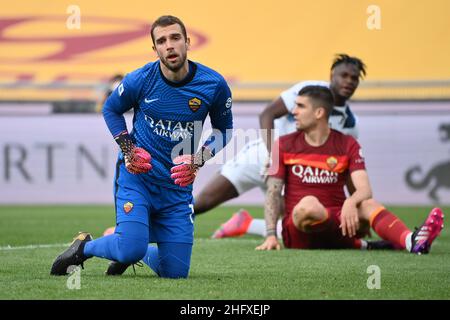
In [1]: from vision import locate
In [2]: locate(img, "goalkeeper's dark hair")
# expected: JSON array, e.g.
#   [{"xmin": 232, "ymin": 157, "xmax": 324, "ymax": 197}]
[
  {"xmin": 109, "ymin": 74, "xmax": 124, "ymax": 83},
  {"xmin": 298, "ymin": 85, "xmax": 334, "ymax": 119},
  {"xmin": 150, "ymin": 15, "xmax": 187, "ymax": 44},
  {"xmin": 331, "ymin": 54, "xmax": 367, "ymax": 79}
]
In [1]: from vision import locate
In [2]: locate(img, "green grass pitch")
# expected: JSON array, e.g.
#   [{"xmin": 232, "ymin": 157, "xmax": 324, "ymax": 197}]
[{"xmin": 0, "ymin": 205, "xmax": 449, "ymax": 299}]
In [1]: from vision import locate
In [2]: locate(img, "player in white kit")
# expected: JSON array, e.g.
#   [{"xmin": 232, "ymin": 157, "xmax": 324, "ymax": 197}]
[{"xmin": 218, "ymin": 80, "xmax": 359, "ymax": 197}]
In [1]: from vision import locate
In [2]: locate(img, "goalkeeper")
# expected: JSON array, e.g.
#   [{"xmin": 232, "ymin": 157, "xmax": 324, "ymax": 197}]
[{"xmin": 50, "ymin": 15, "xmax": 233, "ymax": 279}]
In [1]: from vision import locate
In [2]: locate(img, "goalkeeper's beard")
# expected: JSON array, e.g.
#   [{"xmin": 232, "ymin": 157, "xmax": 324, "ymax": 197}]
[{"xmin": 160, "ymin": 52, "xmax": 187, "ymax": 73}]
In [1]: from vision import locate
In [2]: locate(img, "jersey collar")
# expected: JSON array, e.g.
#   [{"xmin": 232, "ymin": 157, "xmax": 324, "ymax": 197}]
[
  {"xmin": 331, "ymin": 105, "xmax": 348, "ymax": 116},
  {"xmin": 158, "ymin": 60, "xmax": 197, "ymax": 87}
]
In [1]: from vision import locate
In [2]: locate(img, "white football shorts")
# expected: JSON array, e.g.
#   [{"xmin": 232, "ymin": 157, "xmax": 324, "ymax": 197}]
[{"xmin": 220, "ymin": 138, "xmax": 269, "ymax": 195}]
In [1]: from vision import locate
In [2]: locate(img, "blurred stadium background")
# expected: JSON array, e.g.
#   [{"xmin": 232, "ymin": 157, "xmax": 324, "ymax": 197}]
[
  {"xmin": 0, "ymin": 0, "xmax": 449, "ymax": 206},
  {"xmin": 0, "ymin": 0, "xmax": 449, "ymax": 300}
]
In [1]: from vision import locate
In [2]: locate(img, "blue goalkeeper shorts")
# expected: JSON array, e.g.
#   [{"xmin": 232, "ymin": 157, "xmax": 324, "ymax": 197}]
[{"xmin": 113, "ymin": 160, "xmax": 195, "ymax": 244}]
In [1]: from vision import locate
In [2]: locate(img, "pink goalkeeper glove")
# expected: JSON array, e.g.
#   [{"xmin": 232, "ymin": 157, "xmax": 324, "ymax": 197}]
[
  {"xmin": 170, "ymin": 155, "xmax": 198, "ymax": 187},
  {"xmin": 170, "ymin": 147, "xmax": 212, "ymax": 187},
  {"xmin": 124, "ymin": 147, "xmax": 152, "ymax": 174},
  {"xmin": 115, "ymin": 132, "xmax": 152, "ymax": 174}
]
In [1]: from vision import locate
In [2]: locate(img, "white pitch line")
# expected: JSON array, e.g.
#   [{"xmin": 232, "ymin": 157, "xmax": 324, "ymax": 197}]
[
  {"xmin": 197, "ymin": 238, "xmax": 261, "ymax": 243},
  {"xmin": 0, "ymin": 238, "xmax": 261, "ymax": 251},
  {"xmin": 0, "ymin": 243, "xmax": 70, "ymax": 251}
]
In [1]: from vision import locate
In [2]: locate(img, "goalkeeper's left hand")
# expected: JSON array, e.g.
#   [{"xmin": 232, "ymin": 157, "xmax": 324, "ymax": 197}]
[{"xmin": 170, "ymin": 147, "xmax": 212, "ymax": 187}]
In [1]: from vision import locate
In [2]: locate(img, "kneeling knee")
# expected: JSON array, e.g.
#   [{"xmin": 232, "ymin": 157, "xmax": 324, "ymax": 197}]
[
  {"xmin": 159, "ymin": 254, "xmax": 190, "ymax": 279},
  {"xmin": 160, "ymin": 267, "xmax": 190, "ymax": 279}
]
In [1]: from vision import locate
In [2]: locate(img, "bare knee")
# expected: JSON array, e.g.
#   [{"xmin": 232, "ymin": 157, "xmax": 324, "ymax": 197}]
[{"xmin": 292, "ymin": 196, "xmax": 326, "ymax": 232}]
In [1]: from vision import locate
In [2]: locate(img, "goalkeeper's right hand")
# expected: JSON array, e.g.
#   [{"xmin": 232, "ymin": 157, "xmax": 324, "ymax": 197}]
[{"xmin": 114, "ymin": 132, "xmax": 152, "ymax": 174}]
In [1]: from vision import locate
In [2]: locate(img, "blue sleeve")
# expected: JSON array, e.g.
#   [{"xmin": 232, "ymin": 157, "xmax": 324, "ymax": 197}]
[
  {"xmin": 102, "ymin": 70, "xmax": 143, "ymax": 138},
  {"xmin": 203, "ymin": 78, "xmax": 233, "ymax": 156}
]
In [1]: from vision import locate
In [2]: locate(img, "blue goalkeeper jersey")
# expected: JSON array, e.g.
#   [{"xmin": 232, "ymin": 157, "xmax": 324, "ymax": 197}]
[{"xmin": 103, "ymin": 60, "xmax": 233, "ymax": 191}]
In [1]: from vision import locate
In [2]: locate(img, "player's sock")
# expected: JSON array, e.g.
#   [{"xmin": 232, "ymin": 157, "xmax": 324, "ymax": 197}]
[
  {"xmin": 246, "ymin": 219, "xmax": 283, "ymax": 239},
  {"xmin": 405, "ymin": 232, "xmax": 413, "ymax": 252},
  {"xmin": 142, "ymin": 245, "xmax": 159, "ymax": 274},
  {"xmin": 143, "ymin": 242, "xmax": 192, "ymax": 279},
  {"xmin": 276, "ymin": 220, "xmax": 282, "ymax": 239},
  {"xmin": 359, "ymin": 239, "xmax": 368, "ymax": 250},
  {"xmin": 370, "ymin": 207, "xmax": 411, "ymax": 250},
  {"xmin": 83, "ymin": 221, "xmax": 148, "ymax": 263},
  {"xmin": 247, "ymin": 219, "xmax": 265, "ymax": 236}
]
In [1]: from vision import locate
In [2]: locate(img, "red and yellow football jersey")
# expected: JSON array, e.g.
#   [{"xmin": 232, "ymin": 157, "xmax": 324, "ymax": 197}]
[{"xmin": 269, "ymin": 129, "xmax": 366, "ymax": 221}]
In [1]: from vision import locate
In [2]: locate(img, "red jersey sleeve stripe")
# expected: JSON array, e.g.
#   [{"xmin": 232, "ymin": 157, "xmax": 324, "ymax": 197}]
[{"xmin": 283, "ymin": 153, "xmax": 349, "ymax": 173}]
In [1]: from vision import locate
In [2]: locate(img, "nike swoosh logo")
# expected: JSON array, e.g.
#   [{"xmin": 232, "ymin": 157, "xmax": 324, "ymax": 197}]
[{"xmin": 144, "ymin": 98, "xmax": 159, "ymax": 103}]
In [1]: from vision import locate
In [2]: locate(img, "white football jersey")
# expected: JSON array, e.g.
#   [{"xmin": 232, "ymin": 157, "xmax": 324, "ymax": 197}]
[{"xmin": 276, "ymin": 80, "xmax": 359, "ymax": 139}]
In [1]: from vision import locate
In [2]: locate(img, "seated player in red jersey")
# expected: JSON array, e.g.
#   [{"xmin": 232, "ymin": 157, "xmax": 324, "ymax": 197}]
[{"xmin": 256, "ymin": 85, "xmax": 444, "ymax": 253}]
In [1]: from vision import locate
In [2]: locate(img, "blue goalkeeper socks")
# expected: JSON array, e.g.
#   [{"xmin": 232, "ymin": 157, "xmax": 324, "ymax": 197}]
[
  {"xmin": 142, "ymin": 245, "xmax": 159, "ymax": 273},
  {"xmin": 83, "ymin": 221, "xmax": 148, "ymax": 264}
]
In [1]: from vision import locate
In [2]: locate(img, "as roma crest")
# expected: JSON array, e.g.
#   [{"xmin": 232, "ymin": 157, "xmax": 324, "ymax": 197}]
[
  {"xmin": 188, "ymin": 97, "xmax": 202, "ymax": 112},
  {"xmin": 123, "ymin": 202, "xmax": 133, "ymax": 214},
  {"xmin": 326, "ymin": 156, "xmax": 338, "ymax": 170}
]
